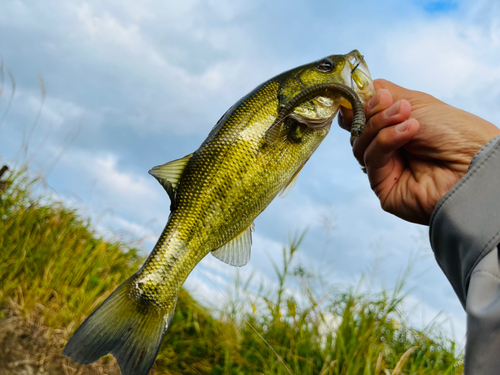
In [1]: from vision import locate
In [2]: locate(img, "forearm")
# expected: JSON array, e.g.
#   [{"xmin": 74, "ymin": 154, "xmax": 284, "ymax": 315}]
[{"xmin": 429, "ymin": 134, "xmax": 500, "ymax": 373}]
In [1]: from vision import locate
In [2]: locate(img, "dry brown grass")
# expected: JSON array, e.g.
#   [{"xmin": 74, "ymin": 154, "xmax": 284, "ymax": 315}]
[{"xmin": 0, "ymin": 300, "xmax": 127, "ymax": 375}]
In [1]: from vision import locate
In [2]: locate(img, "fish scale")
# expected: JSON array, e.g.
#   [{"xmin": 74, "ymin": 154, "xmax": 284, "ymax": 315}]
[{"xmin": 63, "ymin": 50, "xmax": 374, "ymax": 375}]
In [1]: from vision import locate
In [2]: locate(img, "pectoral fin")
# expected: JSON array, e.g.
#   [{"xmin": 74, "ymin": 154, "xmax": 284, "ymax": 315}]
[
  {"xmin": 278, "ymin": 163, "xmax": 306, "ymax": 198},
  {"xmin": 212, "ymin": 223, "xmax": 255, "ymax": 267},
  {"xmin": 265, "ymin": 120, "xmax": 283, "ymax": 145},
  {"xmin": 149, "ymin": 153, "xmax": 193, "ymax": 201}
]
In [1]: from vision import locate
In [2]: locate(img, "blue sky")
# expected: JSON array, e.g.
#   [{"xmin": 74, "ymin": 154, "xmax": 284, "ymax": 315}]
[
  {"xmin": 2, "ymin": 0, "xmax": 500, "ymax": 346},
  {"xmin": 420, "ymin": 0, "xmax": 460, "ymax": 13}
]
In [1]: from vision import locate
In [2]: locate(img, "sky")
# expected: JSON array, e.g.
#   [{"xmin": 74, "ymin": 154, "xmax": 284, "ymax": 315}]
[{"xmin": 2, "ymin": 0, "xmax": 500, "ymax": 347}]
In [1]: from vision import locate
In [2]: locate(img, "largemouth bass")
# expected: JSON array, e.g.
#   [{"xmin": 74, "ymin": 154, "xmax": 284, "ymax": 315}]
[{"xmin": 64, "ymin": 50, "xmax": 374, "ymax": 375}]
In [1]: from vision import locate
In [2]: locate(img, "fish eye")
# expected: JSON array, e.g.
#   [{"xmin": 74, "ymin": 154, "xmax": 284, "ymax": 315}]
[{"xmin": 317, "ymin": 58, "xmax": 335, "ymax": 73}]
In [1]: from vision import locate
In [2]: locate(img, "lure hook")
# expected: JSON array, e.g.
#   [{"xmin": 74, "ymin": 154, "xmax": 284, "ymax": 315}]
[{"xmin": 350, "ymin": 54, "xmax": 364, "ymax": 74}]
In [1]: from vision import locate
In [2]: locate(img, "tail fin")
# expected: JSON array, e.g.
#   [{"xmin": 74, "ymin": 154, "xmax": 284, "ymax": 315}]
[{"xmin": 63, "ymin": 276, "xmax": 177, "ymax": 375}]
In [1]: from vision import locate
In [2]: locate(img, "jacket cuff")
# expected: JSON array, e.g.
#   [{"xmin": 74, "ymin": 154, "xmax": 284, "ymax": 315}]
[{"xmin": 429, "ymin": 134, "xmax": 500, "ymax": 308}]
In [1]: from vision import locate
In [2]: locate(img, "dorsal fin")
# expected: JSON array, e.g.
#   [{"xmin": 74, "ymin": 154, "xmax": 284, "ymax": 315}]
[
  {"xmin": 211, "ymin": 222, "xmax": 254, "ymax": 267},
  {"xmin": 148, "ymin": 153, "xmax": 193, "ymax": 201}
]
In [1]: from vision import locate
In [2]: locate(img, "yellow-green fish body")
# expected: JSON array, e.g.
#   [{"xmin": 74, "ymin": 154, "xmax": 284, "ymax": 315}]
[{"xmin": 64, "ymin": 50, "xmax": 374, "ymax": 375}]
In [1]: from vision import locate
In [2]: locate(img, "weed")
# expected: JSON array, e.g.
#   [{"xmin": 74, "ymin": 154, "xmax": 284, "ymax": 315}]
[{"xmin": 0, "ymin": 168, "xmax": 463, "ymax": 374}]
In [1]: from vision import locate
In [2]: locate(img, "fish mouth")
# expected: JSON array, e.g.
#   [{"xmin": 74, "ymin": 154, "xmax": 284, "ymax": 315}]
[
  {"xmin": 282, "ymin": 51, "xmax": 374, "ymax": 131},
  {"xmin": 341, "ymin": 50, "xmax": 375, "ymax": 107},
  {"xmin": 289, "ymin": 94, "xmax": 343, "ymax": 131},
  {"xmin": 288, "ymin": 111, "xmax": 336, "ymax": 130}
]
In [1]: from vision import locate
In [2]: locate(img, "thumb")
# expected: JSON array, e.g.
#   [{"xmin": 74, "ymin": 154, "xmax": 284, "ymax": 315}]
[
  {"xmin": 373, "ymin": 79, "xmax": 442, "ymax": 107},
  {"xmin": 373, "ymin": 79, "xmax": 413, "ymax": 102}
]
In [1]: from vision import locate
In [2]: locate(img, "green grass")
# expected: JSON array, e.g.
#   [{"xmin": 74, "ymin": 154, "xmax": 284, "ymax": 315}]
[{"xmin": 0, "ymin": 166, "xmax": 463, "ymax": 374}]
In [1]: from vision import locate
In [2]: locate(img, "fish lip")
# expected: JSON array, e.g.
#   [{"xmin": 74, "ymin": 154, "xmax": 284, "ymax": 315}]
[{"xmin": 343, "ymin": 50, "xmax": 375, "ymax": 103}]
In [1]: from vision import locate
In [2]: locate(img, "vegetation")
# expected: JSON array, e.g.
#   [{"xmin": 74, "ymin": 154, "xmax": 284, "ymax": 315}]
[{"xmin": 0, "ymin": 167, "xmax": 463, "ymax": 374}]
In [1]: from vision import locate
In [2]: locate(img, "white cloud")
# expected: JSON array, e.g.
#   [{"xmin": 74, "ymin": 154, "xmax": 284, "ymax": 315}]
[
  {"xmin": 382, "ymin": 20, "xmax": 500, "ymax": 100},
  {"xmin": 76, "ymin": 4, "xmax": 141, "ymax": 46},
  {"xmin": 35, "ymin": 94, "xmax": 87, "ymax": 129},
  {"xmin": 113, "ymin": 215, "xmax": 157, "ymax": 243},
  {"xmin": 88, "ymin": 153, "xmax": 152, "ymax": 196},
  {"xmin": 51, "ymin": 147, "xmax": 168, "ymax": 230}
]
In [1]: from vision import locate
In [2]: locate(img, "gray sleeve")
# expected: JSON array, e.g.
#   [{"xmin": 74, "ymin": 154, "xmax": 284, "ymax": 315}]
[
  {"xmin": 430, "ymin": 134, "xmax": 500, "ymax": 306},
  {"xmin": 464, "ymin": 245, "xmax": 500, "ymax": 372},
  {"xmin": 429, "ymin": 134, "xmax": 500, "ymax": 373}
]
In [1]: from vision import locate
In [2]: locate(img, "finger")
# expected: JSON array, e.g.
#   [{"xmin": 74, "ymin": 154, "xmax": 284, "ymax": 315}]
[
  {"xmin": 364, "ymin": 118, "xmax": 420, "ymax": 190},
  {"xmin": 364, "ymin": 89, "xmax": 394, "ymax": 119},
  {"xmin": 373, "ymin": 79, "xmax": 412, "ymax": 102},
  {"xmin": 353, "ymin": 99, "xmax": 412, "ymax": 165},
  {"xmin": 341, "ymin": 89, "xmax": 392, "ymax": 134},
  {"xmin": 338, "ymin": 106, "xmax": 353, "ymax": 131},
  {"xmin": 373, "ymin": 79, "xmax": 441, "ymax": 106},
  {"xmin": 350, "ymin": 89, "xmax": 395, "ymax": 148}
]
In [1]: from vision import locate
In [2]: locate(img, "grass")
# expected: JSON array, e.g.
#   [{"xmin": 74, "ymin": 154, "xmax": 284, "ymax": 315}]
[{"xmin": 0, "ymin": 166, "xmax": 463, "ymax": 374}]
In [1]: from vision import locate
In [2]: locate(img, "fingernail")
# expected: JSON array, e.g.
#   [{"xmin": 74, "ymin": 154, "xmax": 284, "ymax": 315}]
[
  {"xmin": 383, "ymin": 101, "xmax": 400, "ymax": 118},
  {"xmin": 395, "ymin": 120, "xmax": 410, "ymax": 133},
  {"xmin": 367, "ymin": 92, "xmax": 379, "ymax": 109}
]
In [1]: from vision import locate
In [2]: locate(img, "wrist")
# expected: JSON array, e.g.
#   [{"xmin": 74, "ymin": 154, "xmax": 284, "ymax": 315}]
[
  {"xmin": 429, "ymin": 134, "xmax": 500, "ymax": 307},
  {"xmin": 469, "ymin": 134, "xmax": 500, "ymax": 169}
]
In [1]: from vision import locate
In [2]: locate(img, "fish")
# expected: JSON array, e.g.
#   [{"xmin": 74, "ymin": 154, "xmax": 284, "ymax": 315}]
[{"xmin": 63, "ymin": 50, "xmax": 374, "ymax": 375}]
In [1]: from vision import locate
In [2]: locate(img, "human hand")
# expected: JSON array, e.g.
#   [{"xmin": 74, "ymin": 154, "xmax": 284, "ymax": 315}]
[{"xmin": 339, "ymin": 79, "xmax": 500, "ymax": 225}]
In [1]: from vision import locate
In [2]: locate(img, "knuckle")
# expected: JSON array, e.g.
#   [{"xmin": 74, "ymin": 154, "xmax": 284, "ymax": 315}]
[
  {"xmin": 365, "ymin": 110, "xmax": 388, "ymax": 134},
  {"xmin": 375, "ymin": 128, "xmax": 394, "ymax": 153},
  {"xmin": 373, "ymin": 78, "xmax": 389, "ymax": 89},
  {"xmin": 363, "ymin": 117, "xmax": 374, "ymax": 132}
]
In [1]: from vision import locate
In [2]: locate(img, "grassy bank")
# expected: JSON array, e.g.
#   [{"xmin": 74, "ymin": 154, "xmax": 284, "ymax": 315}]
[{"xmin": 0, "ymin": 166, "xmax": 463, "ymax": 374}]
